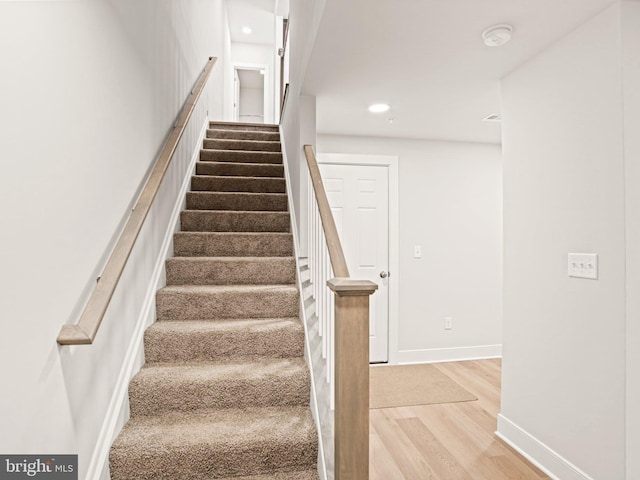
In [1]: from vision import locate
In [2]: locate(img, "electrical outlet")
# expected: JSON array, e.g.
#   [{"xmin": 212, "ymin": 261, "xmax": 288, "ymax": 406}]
[
  {"xmin": 444, "ymin": 316, "xmax": 452, "ymax": 330},
  {"xmin": 568, "ymin": 253, "xmax": 598, "ymax": 280},
  {"xmin": 414, "ymin": 245, "xmax": 422, "ymax": 258}
]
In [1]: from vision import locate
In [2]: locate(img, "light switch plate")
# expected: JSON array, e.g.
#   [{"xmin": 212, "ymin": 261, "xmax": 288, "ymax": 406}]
[
  {"xmin": 568, "ymin": 253, "xmax": 598, "ymax": 280},
  {"xmin": 414, "ymin": 245, "xmax": 422, "ymax": 258}
]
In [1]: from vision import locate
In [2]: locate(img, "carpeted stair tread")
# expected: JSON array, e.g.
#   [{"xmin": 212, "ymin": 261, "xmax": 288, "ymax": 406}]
[
  {"xmin": 210, "ymin": 121, "xmax": 279, "ymax": 132},
  {"xmin": 156, "ymin": 284, "xmax": 299, "ymax": 320},
  {"xmin": 218, "ymin": 471, "xmax": 319, "ymax": 480},
  {"xmin": 200, "ymin": 149, "xmax": 283, "ymax": 164},
  {"xmin": 196, "ymin": 161, "xmax": 284, "ymax": 178},
  {"xmin": 173, "ymin": 232, "xmax": 294, "ymax": 257},
  {"xmin": 166, "ymin": 257, "xmax": 296, "ymax": 285},
  {"xmin": 186, "ymin": 192, "xmax": 288, "ymax": 211},
  {"xmin": 191, "ymin": 175, "xmax": 286, "ymax": 193},
  {"xmin": 109, "ymin": 407, "xmax": 317, "ymax": 479},
  {"xmin": 144, "ymin": 318, "xmax": 304, "ymax": 363},
  {"xmin": 207, "ymin": 128, "xmax": 280, "ymax": 142},
  {"xmin": 181, "ymin": 210, "xmax": 291, "ymax": 232},
  {"xmin": 204, "ymin": 138, "xmax": 282, "ymax": 152},
  {"xmin": 111, "ymin": 121, "xmax": 318, "ymax": 479},
  {"xmin": 129, "ymin": 359, "xmax": 310, "ymax": 415}
]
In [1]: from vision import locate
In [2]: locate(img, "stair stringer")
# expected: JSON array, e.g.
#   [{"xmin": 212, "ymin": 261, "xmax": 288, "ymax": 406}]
[
  {"xmin": 279, "ymin": 126, "xmax": 329, "ymax": 480},
  {"xmin": 87, "ymin": 117, "xmax": 209, "ymax": 480}
]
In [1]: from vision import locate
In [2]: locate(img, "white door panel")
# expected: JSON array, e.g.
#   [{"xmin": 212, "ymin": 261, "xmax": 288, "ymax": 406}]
[{"xmin": 319, "ymin": 163, "xmax": 389, "ymax": 363}]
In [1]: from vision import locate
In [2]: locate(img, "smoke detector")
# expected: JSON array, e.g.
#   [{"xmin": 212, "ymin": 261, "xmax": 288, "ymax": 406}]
[
  {"xmin": 483, "ymin": 113, "xmax": 502, "ymax": 122},
  {"xmin": 482, "ymin": 24, "xmax": 513, "ymax": 47}
]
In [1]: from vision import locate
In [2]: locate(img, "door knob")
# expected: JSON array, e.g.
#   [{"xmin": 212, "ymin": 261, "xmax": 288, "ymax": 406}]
[{"xmin": 380, "ymin": 271, "xmax": 389, "ymax": 278}]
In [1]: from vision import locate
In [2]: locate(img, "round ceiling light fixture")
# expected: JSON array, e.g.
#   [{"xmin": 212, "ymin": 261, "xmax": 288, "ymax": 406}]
[
  {"xmin": 368, "ymin": 103, "xmax": 390, "ymax": 113},
  {"xmin": 242, "ymin": 26, "xmax": 252, "ymax": 35},
  {"xmin": 482, "ymin": 24, "xmax": 513, "ymax": 47}
]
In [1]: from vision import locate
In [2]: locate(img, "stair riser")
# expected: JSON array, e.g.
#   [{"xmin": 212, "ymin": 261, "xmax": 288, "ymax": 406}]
[
  {"xmin": 207, "ymin": 129, "xmax": 280, "ymax": 142},
  {"xmin": 110, "ymin": 430, "xmax": 316, "ymax": 480},
  {"xmin": 129, "ymin": 367, "xmax": 310, "ymax": 416},
  {"xmin": 196, "ymin": 161, "xmax": 284, "ymax": 177},
  {"xmin": 180, "ymin": 211, "xmax": 291, "ymax": 233},
  {"xmin": 156, "ymin": 288, "xmax": 299, "ymax": 320},
  {"xmin": 186, "ymin": 192, "xmax": 288, "ymax": 212},
  {"xmin": 166, "ymin": 258, "xmax": 296, "ymax": 285},
  {"xmin": 111, "ymin": 445, "xmax": 317, "ymax": 479},
  {"xmin": 217, "ymin": 471, "xmax": 319, "ymax": 480},
  {"xmin": 144, "ymin": 321, "xmax": 304, "ymax": 363},
  {"xmin": 204, "ymin": 139, "xmax": 282, "ymax": 152},
  {"xmin": 173, "ymin": 233, "xmax": 294, "ymax": 257},
  {"xmin": 200, "ymin": 150, "xmax": 283, "ymax": 164},
  {"xmin": 210, "ymin": 122, "xmax": 279, "ymax": 132},
  {"xmin": 192, "ymin": 176, "xmax": 286, "ymax": 194}
]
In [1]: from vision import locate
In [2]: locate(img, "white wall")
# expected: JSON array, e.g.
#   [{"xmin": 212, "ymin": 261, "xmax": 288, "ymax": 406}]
[
  {"xmin": 317, "ymin": 135, "xmax": 503, "ymax": 363},
  {"xmin": 278, "ymin": 2, "xmax": 328, "ymax": 477},
  {"xmin": 297, "ymin": 95, "xmax": 317, "ymax": 257},
  {"xmin": 499, "ymin": 4, "xmax": 632, "ymax": 479},
  {"xmin": 222, "ymin": 6, "xmax": 234, "ymax": 122},
  {"xmin": 280, "ymin": 0, "xmax": 326, "ymax": 244},
  {"xmin": 231, "ymin": 43, "xmax": 276, "ymax": 123},
  {"xmin": 622, "ymin": 3, "xmax": 640, "ymax": 478},
  {"xmin": 0, "ymin": 1, "xmax": 227, "ymax": 478}
]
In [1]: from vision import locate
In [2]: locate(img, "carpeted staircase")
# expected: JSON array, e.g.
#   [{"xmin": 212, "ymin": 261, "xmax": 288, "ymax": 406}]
[{"xmin": 109, "ymin": 122, "xmax": 319, "ymax": 480}]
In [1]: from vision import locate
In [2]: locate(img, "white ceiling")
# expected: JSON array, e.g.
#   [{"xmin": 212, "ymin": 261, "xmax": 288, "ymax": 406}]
[
  {"xmin": 303, "ymin": 0, "xmax": 618, "ymax": 144},
  {"xmin": 227, "ymin": 0, "xmax": 275, "ymax": 45}
]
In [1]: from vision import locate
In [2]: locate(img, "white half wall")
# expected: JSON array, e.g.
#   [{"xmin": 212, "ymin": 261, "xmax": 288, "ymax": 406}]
[
  {"xmin": 0, "ymin": 1, "xmax": 227, "ymax": 478},
  {"xmin": 280, "ymin": 0, "xmax": 326, "ymax": 245},
  {"xmin": 317, "ymin": 135, "xmax": 503, "ymax": 364},
  {"xmin": 297, "ymin": 95, "xmax": 317, "ymax": 257},
  {"xmin": 500, "ymin": 3, "xmax": 632, "ymax": 479}
]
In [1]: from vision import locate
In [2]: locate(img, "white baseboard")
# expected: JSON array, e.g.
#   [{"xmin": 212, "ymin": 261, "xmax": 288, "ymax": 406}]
[
  {"xmin": 396, "ymin": 344, "xmax": 502, "ymax": 365},
  {"xmin": 496, "ymin": 414, "xmax": 594, "ymax": 480},
  {"xmin": 86, "ymin": 116, "xmax": 209, "ymax": 480}
]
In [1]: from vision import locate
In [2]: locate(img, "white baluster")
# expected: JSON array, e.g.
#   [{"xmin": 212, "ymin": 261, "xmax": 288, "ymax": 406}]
[{"xmin": 329, "ymin": 261, "xmax": 336, "ymax": 410}]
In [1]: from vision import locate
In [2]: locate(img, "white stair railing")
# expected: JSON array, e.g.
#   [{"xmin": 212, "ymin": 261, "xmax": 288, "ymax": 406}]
[
  {"xmin": 303, "ymin": 145, "xmax": 377, "ymax": 480},
  {"xmin": 308, "ymin": 175, "xmax": 336, "ymax": 408}
]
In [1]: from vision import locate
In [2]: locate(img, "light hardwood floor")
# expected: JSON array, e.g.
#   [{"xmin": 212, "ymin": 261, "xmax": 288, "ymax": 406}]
[{"xmin": 370, "ymin": 359, "xmax": 550, "ymax": 480}]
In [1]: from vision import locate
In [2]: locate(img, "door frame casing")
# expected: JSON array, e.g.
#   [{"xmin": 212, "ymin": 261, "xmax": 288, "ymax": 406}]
[
  {"xmin": 233, "ymin": 69, "xmax": 240, "ymax": 121},
  {"xmin": 317, "ymin": 153, "xmax": 400, "ymax": 365}
]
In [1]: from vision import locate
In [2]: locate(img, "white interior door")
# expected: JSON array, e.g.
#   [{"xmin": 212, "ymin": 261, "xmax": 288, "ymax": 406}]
[
  {"xmin": 319, "ymin": 163, "xmax": 389, "ymax": 363},
  {"xmin": 233, "ymin": 69, "xmax": 240, "ymax": 121}
]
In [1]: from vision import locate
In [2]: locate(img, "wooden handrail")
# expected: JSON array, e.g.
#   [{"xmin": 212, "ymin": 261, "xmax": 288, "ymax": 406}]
[
  {"xmin": 58, "ymin": 57, "xmax": 217, "ymax": 345},
  {"xmin": 303, "ymin": 144, "xmax": 350, "ymax": 278}
]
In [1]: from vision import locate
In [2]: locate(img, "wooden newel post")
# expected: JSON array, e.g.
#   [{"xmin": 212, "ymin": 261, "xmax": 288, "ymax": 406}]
[{"xmin": 328, "ymin": 278, "xmax": 378, "ymax": 480}]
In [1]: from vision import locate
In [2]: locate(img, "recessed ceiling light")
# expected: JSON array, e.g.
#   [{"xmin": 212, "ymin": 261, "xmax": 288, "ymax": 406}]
[
  {"xmin": 482, "ymin": 24, "xmax": 513, "ymax": 47},
  {"xmin": 242, "ymin": 26, "xmax": 252, "ymax": 35},
  {"xmin": 368, "ymin": 103, "xmax": 390, "ymax": 113}
]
